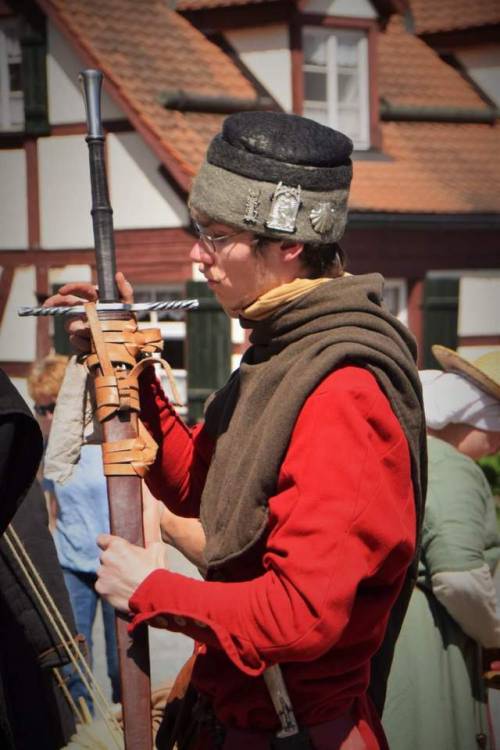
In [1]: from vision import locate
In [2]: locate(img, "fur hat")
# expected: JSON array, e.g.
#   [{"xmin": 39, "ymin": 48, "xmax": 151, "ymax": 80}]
[{"xmin": 189, "ymin": 111, "xmax": 353, "ymax": 244}]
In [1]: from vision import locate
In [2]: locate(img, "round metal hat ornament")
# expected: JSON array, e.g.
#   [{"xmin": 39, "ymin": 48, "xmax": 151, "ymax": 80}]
[{"xmin": 432, "ymin": 345, "xmax": 500, "ymax": 401}]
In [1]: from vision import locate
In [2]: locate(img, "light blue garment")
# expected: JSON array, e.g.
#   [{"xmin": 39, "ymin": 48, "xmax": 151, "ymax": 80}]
[
  {"xmin": 50, "ymin": 444, "xmax": 110, "ymax": 574},
  {"xmin": 62, "ymin": 568, "xmax": 120, "ymax": 711}
]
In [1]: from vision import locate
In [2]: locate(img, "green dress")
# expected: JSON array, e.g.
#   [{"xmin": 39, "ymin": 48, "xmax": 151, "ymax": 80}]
[{"xmin": 382, "ymin": 436, "xmax": 500, "ymax": 750}]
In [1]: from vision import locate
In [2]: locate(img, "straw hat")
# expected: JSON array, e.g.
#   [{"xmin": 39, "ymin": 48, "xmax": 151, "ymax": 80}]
[{"xmin": 432, "ymin": 345, "xmax": 500, "ymax": 401}]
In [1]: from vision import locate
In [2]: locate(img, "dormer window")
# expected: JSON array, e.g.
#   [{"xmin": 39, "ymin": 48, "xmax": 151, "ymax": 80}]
[
  {"xmin": 0, "ymin": 18, "xmax": 24, "ymax": 131},
  {"xmin": 303, "ymin": 26, "xmax": 370, "ymax": 149}
]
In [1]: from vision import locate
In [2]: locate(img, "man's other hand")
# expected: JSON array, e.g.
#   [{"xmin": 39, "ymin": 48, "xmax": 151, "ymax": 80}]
[{"xmin": 96, "ymin": 533, "xmax": 166, "ymax": 612}]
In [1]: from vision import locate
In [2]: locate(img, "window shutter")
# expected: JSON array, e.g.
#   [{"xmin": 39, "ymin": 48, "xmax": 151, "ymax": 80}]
[
  {"xmin": 422, "ymin": 277, "xmax": 459, "ymax": 368},
  {"xmin": 186, "ymin": 280, "xmax": 231, "ymax": 424},
  {"xmin": 21, "ymin": 16, "xmax": 49, "ymax": 135}
]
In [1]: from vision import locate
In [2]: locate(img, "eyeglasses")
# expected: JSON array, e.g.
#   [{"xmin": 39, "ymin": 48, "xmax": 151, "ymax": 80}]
[
  {"xmin": 34, "ymin": 402, "xmax": 56, "ymax": 416},
  {"xmin": 192, "ymin": 221, "xmax": 248, "ymax": 255}
]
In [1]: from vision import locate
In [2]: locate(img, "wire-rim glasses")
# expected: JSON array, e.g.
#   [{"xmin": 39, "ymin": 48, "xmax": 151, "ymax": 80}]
[{"xmin": 192, "ymin": 221, "xmax": 253, "ymax": 254}]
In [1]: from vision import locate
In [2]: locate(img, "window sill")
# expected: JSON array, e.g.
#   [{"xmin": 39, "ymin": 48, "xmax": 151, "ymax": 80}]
[{"xmin": 351, "ymin": 148, "xmax": 393, "ymax": 162}]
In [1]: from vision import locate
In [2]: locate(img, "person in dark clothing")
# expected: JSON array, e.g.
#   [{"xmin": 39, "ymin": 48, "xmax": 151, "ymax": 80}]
[
  {"xmin": 0, "ymin": 369, "xmax": 78, "ymax": 749},
  {"xmin": 0, "ymin": 368, "xmax": 43, "ymax": 534}
]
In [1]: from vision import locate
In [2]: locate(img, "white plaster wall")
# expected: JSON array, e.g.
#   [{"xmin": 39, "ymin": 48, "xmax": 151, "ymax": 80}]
[
  {"xmin": 39, "ymin": 135, "xmax": 94, "ymax": 249},
  {"xmin": 225, "ymin": 25, "xmax": 292, "ymax": 111},
  {"xmin": 456, "ymin": 46, "xmax": 500, "ymax": 108},
  {"xmin": 108, "ymin": 133, "xmax": 188, "ymax": 229},
  {"xmin": 47, "ymin": 22, "xmax": 123, "ymax": 125},
  {"xmin": 302, "ymin": 0, "xmax": 376, "ymax": 18},
  {"xmin": 49, "ymin": 265, "xmax": 92, "ymax": 286},
  {"xmin": 231, "ymin": 317, "xmax": 245, "ymax": 345},
  {"xmin": 0, "ymin": 266, "xmax": 37, "ymax": 361},
  {"xmin": 231, "ymin": 352, "xmax": 243, "ymax": 371},
  {"xmin": 0, "ymin": 149, "xmax": 28, "ymax": 249},
  {"xmin": 458, "ymin": 276, "xmax": 500, "ymax": 336}
]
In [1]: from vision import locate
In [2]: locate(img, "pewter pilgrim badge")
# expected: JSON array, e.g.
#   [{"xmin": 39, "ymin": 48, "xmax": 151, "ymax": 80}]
[
  {"xmin": 243, "ymin": 187, "xmax": 260, "ymax": 225},
  {"xmin": 309, "ymin": 202, "xmax": 335, "ymax": 235},
  {"xmin": 265, "ymin": 182, "xmax": 301, "ymax": 233}
]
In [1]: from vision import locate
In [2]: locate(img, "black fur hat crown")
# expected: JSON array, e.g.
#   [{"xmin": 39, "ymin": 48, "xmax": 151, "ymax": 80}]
[{"xmin": 189, "ymin": 111, "xmax": 353, "ymax": 244}]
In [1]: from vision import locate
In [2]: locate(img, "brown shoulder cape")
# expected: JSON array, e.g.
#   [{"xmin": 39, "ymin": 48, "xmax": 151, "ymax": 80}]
[{"xmin": 201, "ymin": 273, "xmax": 427, "ymax": 712}]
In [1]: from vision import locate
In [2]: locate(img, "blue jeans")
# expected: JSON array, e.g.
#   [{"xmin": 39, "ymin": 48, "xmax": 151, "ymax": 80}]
[{"xmin": 62, "ymin": 568, "xmax": 121, "ymax": 713}]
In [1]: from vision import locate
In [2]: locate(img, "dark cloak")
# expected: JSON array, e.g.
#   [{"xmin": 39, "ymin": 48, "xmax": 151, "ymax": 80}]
[{"xmin": 0, "ymin": 370, "xmax": 77, "ymax": 748}]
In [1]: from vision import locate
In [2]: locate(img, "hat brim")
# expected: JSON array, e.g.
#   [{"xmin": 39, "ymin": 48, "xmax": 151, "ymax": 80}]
[{"xmin": 432, "ymin": 345, "xmax": 500, "ymax": 401}]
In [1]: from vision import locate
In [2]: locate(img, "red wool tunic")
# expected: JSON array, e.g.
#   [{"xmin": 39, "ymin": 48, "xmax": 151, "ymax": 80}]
[{"xmin": 130, "ymin": 366, "xmax": 416, "ymax": 749}]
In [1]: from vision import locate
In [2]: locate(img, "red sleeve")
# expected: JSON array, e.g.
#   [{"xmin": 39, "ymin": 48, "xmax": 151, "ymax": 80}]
[
  {"xmin": 131, "ymin": 368, "xmax": 416, "ymax": 676},
  {"xmin": 139, "ymin": 369, "xmax": 215, "ymax": 517}
]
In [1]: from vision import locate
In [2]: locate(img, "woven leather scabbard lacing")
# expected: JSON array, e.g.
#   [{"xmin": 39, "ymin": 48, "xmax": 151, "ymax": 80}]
[{"xmin": 83, "ymin": 301, "xmax": 182, "ymax": 478}]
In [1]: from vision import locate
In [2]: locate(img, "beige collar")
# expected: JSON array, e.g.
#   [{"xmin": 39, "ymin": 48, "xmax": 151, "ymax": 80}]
[{"xmin": 242, "ymin": 277, "xmax": 333, "ymax": 321}]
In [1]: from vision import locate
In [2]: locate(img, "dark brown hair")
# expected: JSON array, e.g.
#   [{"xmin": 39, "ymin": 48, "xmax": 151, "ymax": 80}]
[
  {"xmin": 255, "ymin": 237, "xmax": 346, "ymax": 278},
  {"xmin": 300, "ymin": 241, "xmax": 346, "ymax": 278}
]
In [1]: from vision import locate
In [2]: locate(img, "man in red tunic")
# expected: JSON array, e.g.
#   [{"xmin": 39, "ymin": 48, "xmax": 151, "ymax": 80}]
[{"xmin": 47, "ymin": 112, "xmax": 426, "ymax": 749}]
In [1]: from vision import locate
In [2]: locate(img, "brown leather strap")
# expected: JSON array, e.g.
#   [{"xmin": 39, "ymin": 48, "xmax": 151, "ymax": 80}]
[
  {"xmin": 83, "ymin": 302, "xmax": 181, "ymax": 477},
  {"xmin": 84, "ymin": 301, "xmax": 114, "ymax": 376},
  {"xmin": 102, "ymin": 422, "xmax": 158, "ymax": 477}
]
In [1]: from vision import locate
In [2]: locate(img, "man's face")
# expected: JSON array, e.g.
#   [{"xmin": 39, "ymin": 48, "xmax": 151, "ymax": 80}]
[{"xmin": 189, "ymin": 218, "xmax": 286, "ymax": 317}]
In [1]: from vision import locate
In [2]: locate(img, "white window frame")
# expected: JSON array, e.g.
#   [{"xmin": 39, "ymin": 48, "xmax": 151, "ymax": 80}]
[
  {"xmin": 0, "ymin": 18, "xmax": 24, "ymax": 132},
  {"xmin": 134, "ymin": 283, "xmax": 187, "ymax": 413},
  {"xmin": 303, "ymin": 26, "xmax": 370, "ymax": 150},
  {"xmin": 383, "ymin": 278, "xmax": 408, "ymax": 325}
]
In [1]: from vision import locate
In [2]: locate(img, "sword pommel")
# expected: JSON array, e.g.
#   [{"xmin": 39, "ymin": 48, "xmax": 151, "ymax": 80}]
[{"xmin": 79, "ymin": 69, "xmax": 104, "ymax": 139}]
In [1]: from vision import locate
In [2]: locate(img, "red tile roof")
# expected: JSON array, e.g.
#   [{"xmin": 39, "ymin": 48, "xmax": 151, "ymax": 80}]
[
  {"xmin": 177, "ymin": 0, "xmax": 404, "ymax": 14},
  {"xmin": 38, "ymin": 1, "xmax": 500, "ymax": 215},
  {"xmin": 351, "ymin": 122, "xmax": 500, "ymax": 212},
  {"xmin": 353, "ymin": 16, "xmax": 500, "ymax": 213},
  {"xmin": 39, "ymin": 0, "xmax": 257, "ymax": 189},
  {"xmin": 177, "ymin": 0, "xmax": 279, "ymax": 10},
  {"xmin": 410, "ymin": 0, "xmax": 500, "ymax": 35},
  {"xmin": 379, "ymin": 16, "xmax": 488, "ymax": 110}
]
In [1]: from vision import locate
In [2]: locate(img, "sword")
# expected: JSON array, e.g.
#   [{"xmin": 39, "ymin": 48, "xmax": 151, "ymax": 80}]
[{"xmin": 80, "ymin": 69, "xmax": 152, "ymax": 750}]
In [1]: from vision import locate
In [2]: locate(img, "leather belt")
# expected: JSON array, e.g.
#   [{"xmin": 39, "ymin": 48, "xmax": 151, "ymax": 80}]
[{"xmin": 222, "ymin": 711, "xmax": 367, "ymax": 750}]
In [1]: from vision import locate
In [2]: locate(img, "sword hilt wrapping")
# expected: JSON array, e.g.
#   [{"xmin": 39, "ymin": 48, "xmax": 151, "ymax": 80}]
[
  {"xmin": 86, "ymin": 136, "xmax": 118, "ymax": 302},
  {"xmin": 83, "ymin": 303, "xmax": 181, "ymax": 477}
]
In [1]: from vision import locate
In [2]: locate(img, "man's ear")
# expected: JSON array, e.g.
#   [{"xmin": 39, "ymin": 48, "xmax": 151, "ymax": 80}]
[{"xmin": 280, "ymin": 241, "xmax": 304, "ymax": 263}]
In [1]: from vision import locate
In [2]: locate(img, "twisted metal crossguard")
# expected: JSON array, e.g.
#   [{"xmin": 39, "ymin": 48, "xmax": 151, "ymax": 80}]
[{"xmin": 18, "ymin": 299, "xmax": 201, "ymax": 316}]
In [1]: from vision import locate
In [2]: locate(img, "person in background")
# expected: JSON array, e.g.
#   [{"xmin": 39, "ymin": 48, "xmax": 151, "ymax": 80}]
[
  {"xmin": 383, "ymin": 345, "xmax": 500, "ymax": 750},
  {"xmin": 27, "ymin": 354, "xmax": 67, "ymax": 527},
  {"xmin": 27, "ymin": 354, "xmax": 121, "ymax": 713}
]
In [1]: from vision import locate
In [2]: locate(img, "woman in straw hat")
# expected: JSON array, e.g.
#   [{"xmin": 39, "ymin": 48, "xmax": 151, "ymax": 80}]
[{"xmin": 383, "ymin": 346, "xmax": 500, "ymax": 750}]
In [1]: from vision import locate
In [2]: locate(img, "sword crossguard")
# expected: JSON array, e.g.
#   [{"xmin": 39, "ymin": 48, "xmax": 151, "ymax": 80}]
[{"xmin": 18, "ymin": 300, "xmax": 201, "ymax": 317}]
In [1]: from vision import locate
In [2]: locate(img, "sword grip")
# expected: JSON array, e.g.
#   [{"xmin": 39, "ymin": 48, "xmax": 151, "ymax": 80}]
[{"xmin": 79, "ymin": 69, "xmax": 118, "ymax": 302}]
